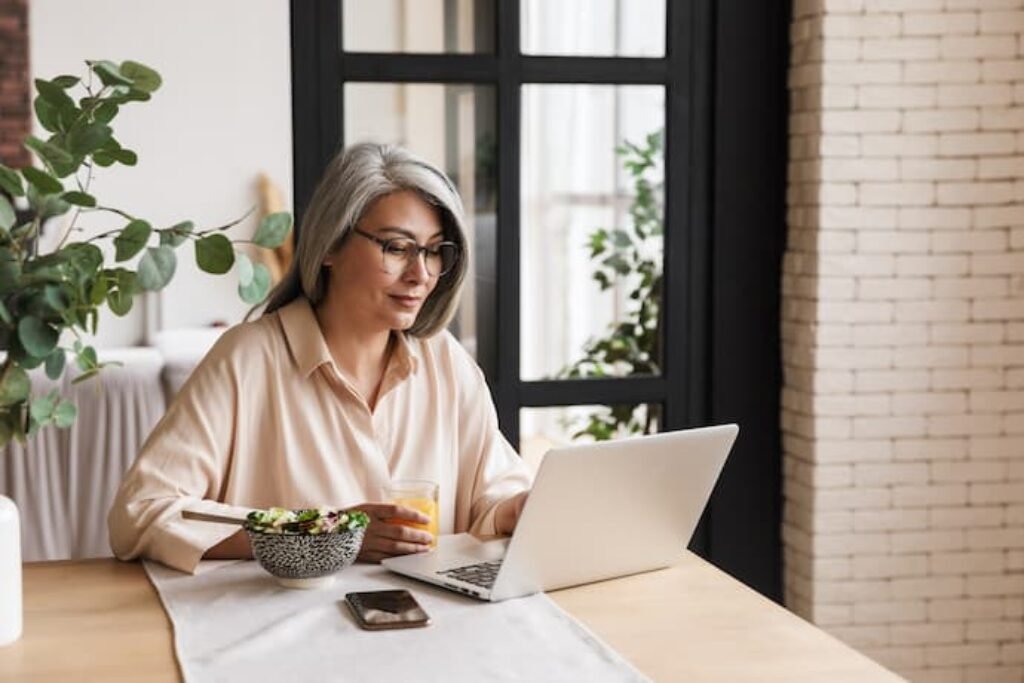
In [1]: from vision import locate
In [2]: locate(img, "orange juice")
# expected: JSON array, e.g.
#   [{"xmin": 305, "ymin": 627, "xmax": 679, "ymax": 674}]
[
  {"xmin": 385, "ymin": 480, "xmax": 439, "ymax": 548},
  {"xmin": 390, "ymin": 496, "xmax": 439, "ymax": 546}
]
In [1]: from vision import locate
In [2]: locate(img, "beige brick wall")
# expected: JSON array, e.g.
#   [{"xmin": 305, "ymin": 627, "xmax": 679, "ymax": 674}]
[{"xmin": 785, "ymin": 1, "xmax": 1024, "ymax": 681}]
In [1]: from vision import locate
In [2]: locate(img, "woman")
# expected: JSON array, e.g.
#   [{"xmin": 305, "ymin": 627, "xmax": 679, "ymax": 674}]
[{"xmin": 108, "ymin": 143, "xmax": 532, "ymax": 573}]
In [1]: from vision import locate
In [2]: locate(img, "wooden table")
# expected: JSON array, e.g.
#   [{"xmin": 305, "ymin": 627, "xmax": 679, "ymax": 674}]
[{"xmin": 0, "ymin": 553, "xmax": 900, "ymax": 682}]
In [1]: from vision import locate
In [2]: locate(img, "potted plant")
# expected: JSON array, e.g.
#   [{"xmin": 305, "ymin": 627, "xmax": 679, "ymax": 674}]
[
  {"xmin": 0, "ymin": 59, "xmax": 291, "ymax": 645},
  {"xmin": 0, "ymin": 58, "xmax": 291, "ymax": 445}
]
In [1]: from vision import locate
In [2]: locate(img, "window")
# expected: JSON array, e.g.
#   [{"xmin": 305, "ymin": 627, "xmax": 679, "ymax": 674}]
[{"xmin": 292, "ymin": 0, "xmax": 717, "ymax": 556}]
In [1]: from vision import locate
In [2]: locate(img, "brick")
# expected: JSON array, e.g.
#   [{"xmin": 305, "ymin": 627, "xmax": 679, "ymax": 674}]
[
  {"xmin": 969, "ymin": 481, "xmax": 1024, "ymax": 504},
  {"xmin": 858, "ymin": 276, "xmax": 932, "ymax": 299},
  {"xmin": 981, "ymin": 109, "xmax": 1024, "ymax": 132},
  {"xmin": 815, "ymin": 486, "xmax": 892, "ymax": 511},
  {"xmin": 941, "ymin": 35, "xmax": 1017, "ymax": 59},
  {"xmin": 930, "ymin": 550, "xmax": 1005, "ymax": 575},
  {"xmin": 894, "ymin": 438, "xmax": 967, "ymax": 461},
  {"xmin": 852, "ymin": 323, "xmax": 929, "ymax": 346},
  {"xmin": 965, "ymin": 573, "xmax": 1024, "ymax": 595},
  {"xmin": 925, "ymin": 644, "xmax": 1001, "ymax": 667},
  {"xmin": 971, "ymin": 300, "xmax": 1024, "ymax": 320},
  {"xmin": 861, "ymin": 182, "xmax": 935, "ymax": 205},
  {"xmin": 891, "ymin": 622, "xmax": 965, "ymax": 646},
  {"xmin": 970, "ymin": 390, "xmax": 1024, "ymax": 412},
  {"xmin": 930, "ymin": 505, "xmax": 1005, "ymax": 529},
  {"xmin": 893, "ymin": 299, "xmax": 969, "ymax": 321},
  {"xmin": 979, "ymin": 10, "xmax": 1024, "ymax": 33},
  {"xmin": 818, "ymin": 159, "xmax": 900, "ymax": 182},
  {"xmin": 861, "ymin": 37, "xmax": 940, "ymax": 61},
  {"xmin": 932, "ymin": 460, "xmax": 1007, "ymax": 482},
  {"xmin": 933, "ymin": 276, "xmax": 1009, "ymax": 298},
  {"xmin": 982, "ymin": 59, "xmax": 1024, "ymax": 83},
  {"xmin": 971, "ymin": 254, "xmax": 1024, "ymax": 275},
  {"xmin": 823, "ymin": 62, "xmax": 902, "ymax": 84},
  {"xmin": 815, "ymin": 531, "xmax": 891, "ymax": 556},
  {"xmin": 852, "ymin": 552, "xmax": 928, "ymax": 578},
  {"xmin": 859, "ymin": 646, "xmax": 926, "ymax": 671},
  {"xmin": 969, "ymin": 437, "xmax": 1024, "ymax": 460},
  {"xmin": 821, "ymin": 254, "xmax": 897, "ymax": 276},
  {"xmin": 862, "ymin": 133, "xmax": 939, "ymax": 157},
  {"xmin": 814, "ymin": 393, "xmax": 890, "ymax": 416},
  {"xmin": 939, "ymin": 132, "xmax": 1016, "ymax": 156},
  {"xmin": 892, "ymin": 391, "xmax": 968, "ymax": 414},
  {"xmin": 932, "ymin": 369, "xmax": 1004, "ymax": 390},
  {"xmin": 937, "ymin": 182, "xmax": 1015, "ymax": 206},
  {"xmin": 931, "ymin": 323, "xmax": 1004, "ymax": 344},
  {"xmin": 903, "ymin": 12, "xmax": 978, "ymax": 35},
  {"xmin": 898, "ymin": 256, "xmax": 970, "ymax": 277},
  {"xmin": 816, "ymin": 301, "xmax": 894, "ymax": 322},
  {"xmin": 900, "ymin": 207, "xmax": 971, "ymax": 230},
  {"xmin": 812, "ymin": 578, "xmax": 891, "ymax": 602},
  {"xmin": 821, "ymin": 14, "xmax": 901, "ymax": 38},
  {"xmin": 901, "ymin": 158, "xmax": 976, "ymax": 180},
  {"xmin": 819, "ymin": 135, "xmax": 861, "ymax": 157},
  {"xmin": 905, "ymin": 59, "xmax": 981, "ymax": 83},
  {"xmin": 966, "ymin": 620, "xmax": 1024, "ymax": 642},
  {"xmin": 928, "ymin": 413, "xmax": 1003, "ymax": 436},
  {"xmin": 930, "ymin": 597, "xmax": 1005, "ymax": 622},
  {"xmin": 966, "ymin": 528, "xmax": 1024, "ymax": 551},
  {"xmin": 853, "ymin": 599, "xmax": 928, "ymax": 624},
  {"xmin": 821, "ymin": 110, "xmax": 901, "ymax": 133},
  {"xmin": 828, "ymin": 625, "xmax": 890, "ymax": 649},
  {"xmin": 894, "ymin": 345, "xmax": 969, "ymax": 368},
  {"xmin": 905, "ymin": 108, "xmax": 979, "ymax": 132},
  {"xmin": 893, "ymin": 483, "xmax": 969, "ymax": 506},
  {"xmin": 856, "ymin": 369, "xmax": 931, "ymax": 391},
  {"xmin": 859, "ymin": 230, "xmax": 932, "ymax": 253},
  {"xmin": 969, "ymin": 343, "xmax": 1024, "ymax": 365},
  {"xmin": 814, "ymin": 438, "xmax": 894, "ymax": 463},
  {"xmin": 933, "ymin": 230, "xmax": 1009, "ymax": 253},
  {"xmin": 854, "ymin": 416, "xmax": 929, "ymax": 438},
  {"xmin": 938, "ymin": 83, "xmax": 1013, "ymax": 107}
]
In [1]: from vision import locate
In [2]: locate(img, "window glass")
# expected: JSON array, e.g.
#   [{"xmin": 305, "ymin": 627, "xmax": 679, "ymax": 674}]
[
  {"xmin": 344, "ymin": 83, "xmax": 498, "ymax": 378},
  {"xmin": 343, "ymin": 0, "xmax": 494, "ymax": 53},
  {"xmin": 520, "ymin": 404, "xmax": 662, "ymax": 472},
  {"xmin": 520, "ymin": 84, "xmax": 665, "ymax": 382},
  {"xmin": 521, "ymin": 0, "xmax": 666, "ymax": 57}
]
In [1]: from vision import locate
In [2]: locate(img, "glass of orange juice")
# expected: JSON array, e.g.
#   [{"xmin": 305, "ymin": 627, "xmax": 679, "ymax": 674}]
[{"xmin": 384, "ymin": 480, "xmax": 439, "ymax": 548}]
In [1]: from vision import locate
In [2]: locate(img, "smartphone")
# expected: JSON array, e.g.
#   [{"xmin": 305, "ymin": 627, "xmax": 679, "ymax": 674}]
[{"xmin": 345, "ymin": 590, "xmax": 431, "ymax": 630}]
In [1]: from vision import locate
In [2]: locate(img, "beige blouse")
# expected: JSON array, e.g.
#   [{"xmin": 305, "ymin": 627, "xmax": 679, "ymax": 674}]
[{"xmin": 108, "ymin": 298, "xmax": 532, "ymax": 573}]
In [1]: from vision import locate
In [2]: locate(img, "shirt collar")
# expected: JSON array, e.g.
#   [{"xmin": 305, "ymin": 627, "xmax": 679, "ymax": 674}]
[{"xmin": 277, "ymin": 298, "xmax": 419, "ymax": 380}]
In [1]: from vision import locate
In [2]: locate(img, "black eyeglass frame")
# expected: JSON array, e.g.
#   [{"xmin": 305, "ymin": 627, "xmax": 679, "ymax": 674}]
[{"xmin": 351, "ymin": 227, "xmax": 461, "ymax": 277}]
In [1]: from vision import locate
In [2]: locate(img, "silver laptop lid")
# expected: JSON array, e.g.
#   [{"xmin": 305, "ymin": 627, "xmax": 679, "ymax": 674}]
[{"xmin": 490, "ymin": 424, "xmax": 738, "ymax": 601}]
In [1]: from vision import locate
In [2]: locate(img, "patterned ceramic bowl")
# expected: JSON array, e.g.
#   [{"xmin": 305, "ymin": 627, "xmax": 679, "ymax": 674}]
[{"xmin": 246, "ymin": 525, "xmax": 366, "ymax": 589}]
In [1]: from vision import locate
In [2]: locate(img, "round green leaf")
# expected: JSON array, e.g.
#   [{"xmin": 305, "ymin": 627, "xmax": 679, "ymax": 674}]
[
  {"xmin": 24, "ymin": 135, "xmax": 74, "ymax": 171},
  {"xmin": 88, "ymin": 60, "xmax": 133, "ymax": 87},
  {"xmin": 195, "ymin": 234, "xmax": 235, "ymax": 274},
  {"xmin": 34, "ymin": 79, "xmax": 75, "ymax": 111},
  {"xmin": 30, "ymin": 394, "xmax": 55, "ymax": 424},
  {"xmin": 252, "ymin": 212, "xmax": 293, "ymax": 248},
  {"xmin": 0, "ymin": 164, "xmax": 24, "ymax": 197},
  {"xmin": 107, "ymin": 289, "xmax": 133, "ymax": 316},
  {"xmin": 112, "ymin": 148, "xmax": 137, "ymax": 166},
  {"xmin": 138, "ymin": 246, "xmax": 176, "ymax": 291},
  {"xmin": 113, "ymin": 220, "xmax": 152, "ymax": 262},
  {"xmin": 94, "ymin": 101, "xmax": 119, "ymax": 124},
  {"xmin": 22, "ymin": 166, "xmax": 63, "ymax": 194},
  {"xmin": 44, "ymin": 349, "xmax": 66, "ymax": 381},
  {"xmin": 239, "ymin": 263, "xmax": 271, "ymax": 305},
  {"xmin": 159, "ymin": 220, "xmax": 193, "ymax": 248},
  {"xmin": 236, "ymin": 252, "xmax": 254, "ymax": 287},
  {"xmin": 120, "ymin": 61, "xmax": 162, "ymax": 93},
  {"xmin": 61, "ymin": 191, "xmax": 97, "ymax": 207},
  {"xmin": 0, "ymin": 364, "xmax": 30, "ymax": 407},
  {"xmin": 67, "ymin": 122, "xmax": 113, "ymax": 156},
  {"xmin": 0, "ymin": 195, "xmax": 14, "ymax": 231},
  {"xmin": 53, "ymin": 400, "xmax": 77, "ymax": 428},
  {"xmin": 34, "ymin": 97, "xmax": 61, "ymax": 133},
  {"xmin": 18, "ymin": 316, "xmax": 59, "ymax": 358},
  {"xmin": 76, "ymin": 345, "xmax": 98, "ymax": 371}
]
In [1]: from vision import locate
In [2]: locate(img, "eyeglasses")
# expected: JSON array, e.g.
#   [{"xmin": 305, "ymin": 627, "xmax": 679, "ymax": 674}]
[{"xmin": 352, "ymin": 228, "xmax": 460, "ymax": 277}]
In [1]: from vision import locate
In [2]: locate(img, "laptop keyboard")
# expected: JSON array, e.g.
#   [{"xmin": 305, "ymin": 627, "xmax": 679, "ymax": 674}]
[{"xmin": 437, "ymin": 560, "xmax": 504, "ymax": 589}]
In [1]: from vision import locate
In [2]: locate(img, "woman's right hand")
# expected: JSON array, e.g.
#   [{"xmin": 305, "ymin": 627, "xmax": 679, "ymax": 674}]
[{"xmin": 351, "ymin": 503, "xmax": 433, "ymax": 563}]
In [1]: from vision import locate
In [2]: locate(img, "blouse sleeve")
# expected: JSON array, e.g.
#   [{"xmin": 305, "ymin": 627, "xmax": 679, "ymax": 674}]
[
  {"xmin": 107, "ymin": 331, "xmax": 250, "ymax": 574},
  {"xmin": 451, "ymin": 343, "xmax": 533, "ymax": 536}
]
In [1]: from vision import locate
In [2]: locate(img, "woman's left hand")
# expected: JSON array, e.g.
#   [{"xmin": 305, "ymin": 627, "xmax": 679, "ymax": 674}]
[{"xmin": 494, "ymin": 491, "xmax": 529, "ymax": 536}]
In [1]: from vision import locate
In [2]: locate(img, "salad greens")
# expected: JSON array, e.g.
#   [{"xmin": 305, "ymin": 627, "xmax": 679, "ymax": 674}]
[{"xmin": 246, "ymin": 507, "xmax": 370, "ymax": 535}]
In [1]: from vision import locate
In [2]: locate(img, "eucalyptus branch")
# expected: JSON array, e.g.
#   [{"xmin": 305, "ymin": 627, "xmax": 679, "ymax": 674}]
[{"xmin": 195, "ymin": 205, "xmax": 256, "ymax": 236}]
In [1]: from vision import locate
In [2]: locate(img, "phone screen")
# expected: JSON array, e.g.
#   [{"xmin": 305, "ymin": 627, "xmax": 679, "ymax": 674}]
[{"xmin": 345, "ymin": 590, "xmax": 431, "ymax": 630}]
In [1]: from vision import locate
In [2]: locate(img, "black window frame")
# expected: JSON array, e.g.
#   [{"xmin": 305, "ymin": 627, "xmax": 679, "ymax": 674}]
[{"xmin": 291, "ymin": 0, "xmax": 788, "ymax": 602}]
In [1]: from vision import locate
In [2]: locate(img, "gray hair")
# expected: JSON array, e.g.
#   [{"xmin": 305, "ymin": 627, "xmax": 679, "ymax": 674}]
[{"xmin": 262, "ymin": 142, "xmax": 469, "ymax": 337}]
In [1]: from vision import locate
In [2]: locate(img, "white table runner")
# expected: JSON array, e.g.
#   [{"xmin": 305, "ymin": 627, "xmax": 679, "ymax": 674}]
[{"xmin": 145, "ymin": 560, "xmax": 648, "ymax": 682}]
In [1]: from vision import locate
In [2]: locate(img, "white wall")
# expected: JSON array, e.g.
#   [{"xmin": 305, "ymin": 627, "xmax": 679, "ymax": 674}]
[{"xmin": 29, "ymin": 0, "xmax": 292, "ymax": 348}]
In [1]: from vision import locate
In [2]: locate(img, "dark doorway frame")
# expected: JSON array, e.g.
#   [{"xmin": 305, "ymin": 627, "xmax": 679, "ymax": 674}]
[{"xmin": 289, "ymin": 0, "xmax": 789, "ymax": 602}]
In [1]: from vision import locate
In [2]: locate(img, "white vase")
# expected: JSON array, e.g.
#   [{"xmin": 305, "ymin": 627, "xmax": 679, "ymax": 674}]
[{"xmin": 0, "ymin": 494, "xmax": 21, "ymax": 646}]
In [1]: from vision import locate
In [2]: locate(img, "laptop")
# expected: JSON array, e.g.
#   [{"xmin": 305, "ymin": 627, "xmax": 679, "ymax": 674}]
[{"xmin": 382, "ymin": 423, "xmax": 738, "ymax": 602}]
